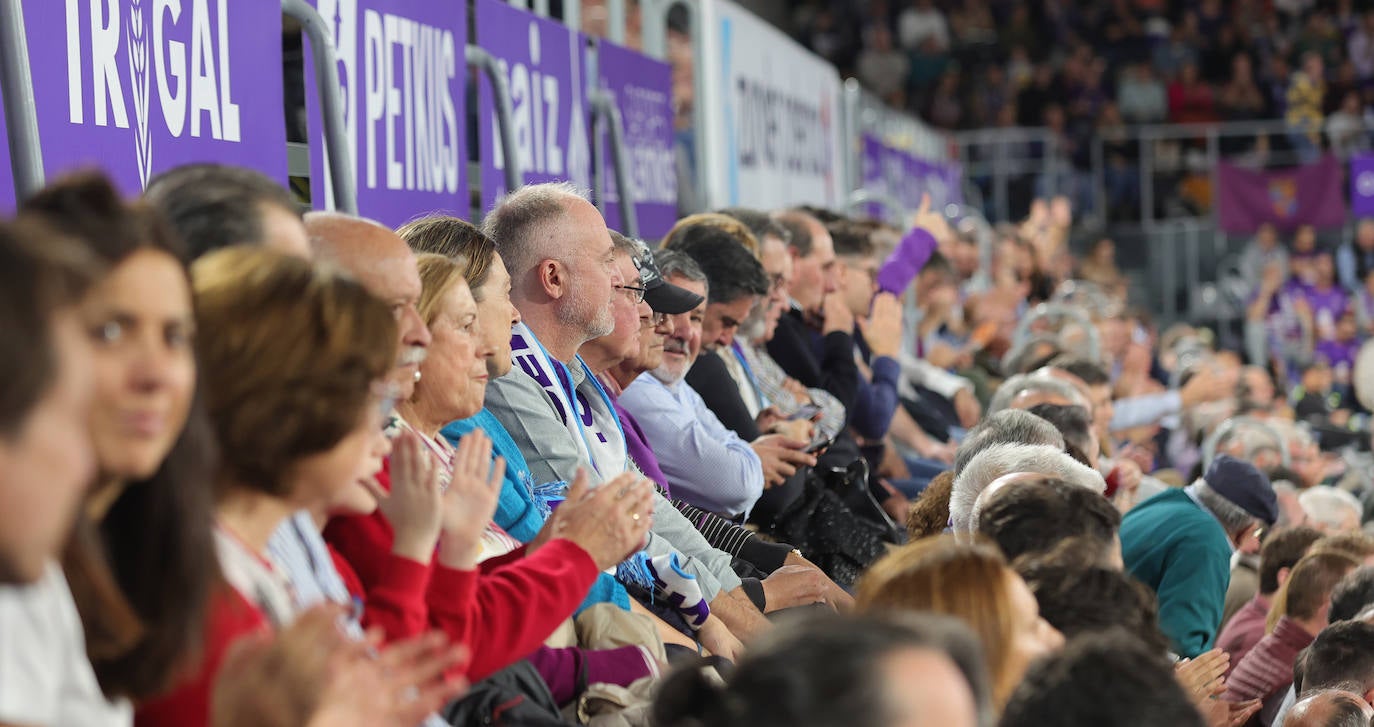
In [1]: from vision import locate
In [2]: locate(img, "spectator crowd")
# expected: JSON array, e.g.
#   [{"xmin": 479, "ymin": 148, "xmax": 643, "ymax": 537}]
[
  {"xmin": 792, "ymin": 0, "xmax": 1374, "ymax": 220},
  {"xmin": 8, "ymin": 161, "xmax": 1374, "ymax": 727}
]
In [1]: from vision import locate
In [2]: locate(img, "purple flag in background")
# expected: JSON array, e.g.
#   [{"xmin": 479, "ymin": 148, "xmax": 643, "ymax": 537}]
[
  {"xmin": 1217, "ymin": 156, "xmax": 1347, "ymax": 233},
  {"xmin": 305, "ymin": 0, "xmax": 467, "ymax": 228},
  {"xmin": 476, "ymin": 0, "xmax": 591, "ymax": 215},
  {"xmin": 858, "ymin": 133, "xmax": 962, "ymax": 220},
  {"xmin": 1351, "ymin": 153, "xmax": 1374, "ymax": 218},
  {"xmin": 860, "ymin": 134, "xmax": 888, "ymax": 219},
  {"xmin": 7, "ymin": 0, "xmax": 286, "ymax": 203},
  {"xmin": 595, "ymin": 40, "xmax": 677, "ymax": 240},
  {"xmin": 0, "ymin": 95, "xmax": 13, "ymax": 212}
]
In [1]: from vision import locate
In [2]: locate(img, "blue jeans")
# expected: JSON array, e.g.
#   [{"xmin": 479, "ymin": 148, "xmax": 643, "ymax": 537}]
[{"xmin": 890, "ymin": 456, "xmax": 952, "ymax": 498}]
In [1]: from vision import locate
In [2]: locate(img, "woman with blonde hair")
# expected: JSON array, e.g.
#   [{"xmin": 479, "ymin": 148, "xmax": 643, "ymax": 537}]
[
  {"xmin": 856, "ymin": 534, "xmax": 1064, "ymax": 709},
  {"xmin": 326, "ymin": 248, "xmax": 662, "ymax": 706}
]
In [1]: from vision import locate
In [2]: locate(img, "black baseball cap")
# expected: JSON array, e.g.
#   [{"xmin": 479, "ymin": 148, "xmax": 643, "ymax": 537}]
[{"xmin": 631, "ymin": 243, "xmax": 704, "ymax": 315}]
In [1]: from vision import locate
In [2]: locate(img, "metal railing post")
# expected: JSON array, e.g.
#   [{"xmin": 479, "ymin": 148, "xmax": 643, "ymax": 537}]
[
  {"xmin": 686, "ymin": 0, "xmax": 710, "ymax": 211},
  {"xmin": 590, "ymin": 90, "xmax": 640, "ymax": 237},
  {"xmin": 843, "ymin": 79, "xmax": 863, "ymax": 203},
  {"xmin": 1091, "ymin": 134, "xmax": 1105, "ymax": 222},
  {"xmin": 0, "ymin": 0, "xmax": 44, "ymax": 199},
  {"xmin": 608, "ymin": 0, "xmax": 627, "ymax": 44},
  {"xmin": 640, "ymin": 0, "xmax": 668, "ymax": 59},
  {"xmin": 1206, "ymin": 125, "xmax": 1221, "ymax": 232},
  {"xmin": 466, "ymin": 45, "xmax": 524, "ymax": 196},
  {"xmin": 532, "ymin": 0, "xmax": 550, "ymax": 17},
  {"xmin": 992, "ymin": 140, "xmax": 1008, "ymax": 222},
  {"xmin": 1163, "ymin": 222, "xmax": 1178, "ymax": 322},
  {"xmin": 283, "ymin": 0, "xmax": 357, "ymax": 213},
  {"xmin": 1185, "ymin": 221, "xmax": 1201, "ymax": 316},
  {"xmin": 564, "ymin": 0, "xmax": 581, "ymax": 31},
  {"xmin": 1139, "ymin": 129, "xmax": 1154, "ymax": 229}
]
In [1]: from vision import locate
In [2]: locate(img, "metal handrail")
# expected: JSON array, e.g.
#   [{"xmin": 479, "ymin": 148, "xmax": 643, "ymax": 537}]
[
  {"xmin": 607, "ymin": 0, "xmax": 627, "ymax": 44},
  {"xmin": 0, "ymin": 0, "xmax": 43, "ymax": 199},
  {"xmin": 466, "ymin": 45, "xmax": 523, "ymax": 200},
  {"xmin": 283, "ymin": 0, "xmax": 356, "ymax": 213},
  {"xmin": 1011, "ymin": 302, "xmax": 1102, "ymax": 361},
  {"xmin": 843, "ymin": 189, "xmax": 907, "ymax": 227},
  {"xmin": 590, "ymin": 89, "xmax": 640, "ymax": 237}
]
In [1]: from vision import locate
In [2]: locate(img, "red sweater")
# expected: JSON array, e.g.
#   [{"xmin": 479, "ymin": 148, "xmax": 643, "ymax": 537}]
[
  {"xmin": 1223, "ymin": 616, "xmax": 1314, "ymax": 704},
  {"xmin": 134, "ymin": 584, "xmax": 269, "ymax": 727},
  {"xmin": 324, "ymin": 463, "xmax": 602, "ymax": 681}
]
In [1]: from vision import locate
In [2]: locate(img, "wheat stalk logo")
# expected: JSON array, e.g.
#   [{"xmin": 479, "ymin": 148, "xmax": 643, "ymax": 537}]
[{"xmin": 127, "ymin": 0, "xmax": 153, "ymax": 188}]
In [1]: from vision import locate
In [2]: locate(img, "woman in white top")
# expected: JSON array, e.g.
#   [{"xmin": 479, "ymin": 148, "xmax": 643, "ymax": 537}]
[
  {"xmin": 0, "ymin": 215, "xmax": 110, "ymax": 726},
  {"xmin": 0, "ymin": 172, "xmax": 222, "ymax": 726}
]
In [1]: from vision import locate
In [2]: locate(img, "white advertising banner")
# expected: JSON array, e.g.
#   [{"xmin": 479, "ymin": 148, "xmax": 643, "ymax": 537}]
[{"xmin": 699, "ymin": 0, "xmax": 844, "ymax": 210}]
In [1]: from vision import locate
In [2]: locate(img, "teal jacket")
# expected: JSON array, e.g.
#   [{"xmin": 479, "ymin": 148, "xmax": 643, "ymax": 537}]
[{"xmin": 1120, "ymin": 488, "xmax": 1233, "ymax": 658}]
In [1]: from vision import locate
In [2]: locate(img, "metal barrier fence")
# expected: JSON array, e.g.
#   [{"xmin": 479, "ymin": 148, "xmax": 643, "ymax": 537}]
[{"xmin": 956, "ymin": 118, "xmax": 1372, "ymax": 325}]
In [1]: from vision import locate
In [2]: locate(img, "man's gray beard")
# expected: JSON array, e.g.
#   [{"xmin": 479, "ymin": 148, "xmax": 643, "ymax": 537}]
[
  {"xmin": 651, "ymin": 362, "xmax": 686, "ymax": 385},
  {"xmin": 556, "ymin": 288, "xmax": 615, "ymax": 342}
]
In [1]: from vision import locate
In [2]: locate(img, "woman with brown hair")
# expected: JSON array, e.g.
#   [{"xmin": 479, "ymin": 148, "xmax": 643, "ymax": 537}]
[
  {"xmin": 0, "ymin": 172, "xmax": 222, "ymax": 727},
  {"xmin": 856, "ymin": 534, "xmax": 1064, "ymax": 709},
  {"xmin": 137, "ymin": 246, "xmax": 467, "ymax": 725}
]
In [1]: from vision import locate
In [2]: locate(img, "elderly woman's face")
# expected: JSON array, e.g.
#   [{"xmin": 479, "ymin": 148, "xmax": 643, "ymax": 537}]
[
  {"xmin": 417, "ymin": 280, "xmax": 488, "ymax": 420},
  {"xmin": 473, "ymin": 258, "xmax": 520, "ymax": 379}
]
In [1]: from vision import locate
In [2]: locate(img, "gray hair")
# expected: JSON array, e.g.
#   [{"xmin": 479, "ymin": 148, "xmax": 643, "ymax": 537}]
[
  {"xmin": 1286, "ymin": 689, "xmax": 1374, "ymax": 727},
  {"xmin": 608, "ymin": 229, "xmax": 643, "ymax": 258},
  {"xmin": 987, "ymin": 374, "xmax": 1085, "ymax": 415},
  {"xmin": 481, "ymin": 182, "xmax": 587, "ymax": 285},
  {"xmin": 1301, "ymin": 486, "xmax": 1365, "ymax": 532},
  {"xmin": 1269, "ymin": 418, "xmax": 1317, "ymax": 451},
  {"xmin": 1190, "ymin": 480, "xmax": 1257, "ymax": 534},
  {"xmin": 950, "ymin": 443, "xmax": 1107, "ymax": 533},
  {"xmin": 954, "ymin": 410, "xmax": 1066, "ymax": 475},
  {"xmin": 1205, "ymin": 416, "xmax": 1286, "ymax": 469},
  {"xmin": 653, "ymin": 248, "xmax": 709, "ymax": 297}
]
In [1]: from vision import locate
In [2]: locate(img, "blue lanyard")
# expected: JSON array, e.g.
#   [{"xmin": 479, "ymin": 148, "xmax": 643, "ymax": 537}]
[{"xmin": 730, "ymin": 341, "xmax": 770, "ymax": 409}]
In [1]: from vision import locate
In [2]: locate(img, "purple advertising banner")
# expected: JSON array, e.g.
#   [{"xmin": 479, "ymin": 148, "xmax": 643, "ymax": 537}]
[
  {"xmin": 476, "ymin": 0, "xmax": 591, "ymax": 215},
  {"xmin": 4, "ymin": 0, "xmax": 286, "ymax": 205},
  {"xmin": 1218, "ymin": 156, "xmax": 1347, "ymax": 233},
  {"xmin": 594, "ymin": 40, "xmax": 677, "ymax": 239},
  {"xmin": 1352, "ymin": 153, "xmax": 1374, "ymax": 218},
  {"xmin": 859, "ymin": 134, "xmax": 962, "ymax": 220},
  {"xmin": 305, "ymin": 0, "xmax": 467, "ymax": 228}
]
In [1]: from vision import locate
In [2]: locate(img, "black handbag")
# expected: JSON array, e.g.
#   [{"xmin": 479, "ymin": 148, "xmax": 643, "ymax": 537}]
[{"xmin": 441, "ymin": 660, "xmax": 571, "ymax": 726}]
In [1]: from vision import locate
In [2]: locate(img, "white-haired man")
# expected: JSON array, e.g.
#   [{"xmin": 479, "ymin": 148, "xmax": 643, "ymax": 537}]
[
  {"xmin": 948, "ymin": 442, "xmax": 1106, "ymax": 533},
  {"xmin": 1300, "ymin": 486, "xmax": 1364, "ymax": 534},
  {"xmin": 986, "ymin": 373, "xmax": 1090, "ymax": 415}
]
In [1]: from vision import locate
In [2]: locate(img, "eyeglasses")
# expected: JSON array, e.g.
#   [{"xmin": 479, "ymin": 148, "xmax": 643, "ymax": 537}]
[
  {"xmin": 769, "ymin": 273, "xmax": 787, "ymax": 292},
  {"xmin": 616, "ymin": 284, "xmax": 647, "ymax": 303}
]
